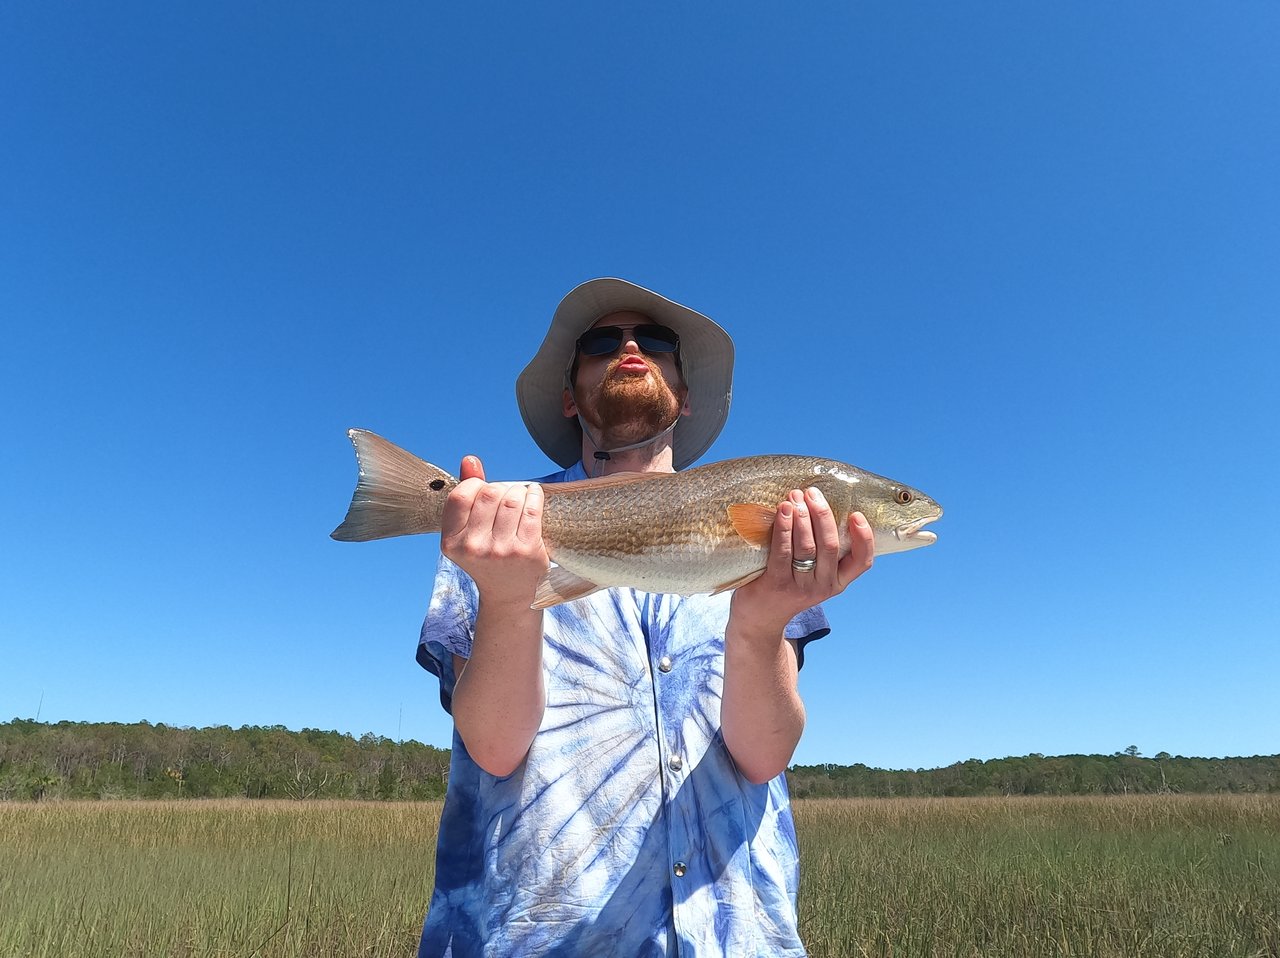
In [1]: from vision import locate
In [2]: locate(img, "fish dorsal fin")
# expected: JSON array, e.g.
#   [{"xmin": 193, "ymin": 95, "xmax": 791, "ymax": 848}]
[
  {"xmin": 546, "ymin": 471, "xmax": 666, "ymax": 495},
  {"xmin": 710, "ymin": 568, "xmax": 766, "ymax": 596},
  {"xmin": 531, "ymin": 565, "xmax": 606, "ymax": 610},
  {"xmin": 726, "ymin": 503, "xmax": 776, "ymax": 548}
]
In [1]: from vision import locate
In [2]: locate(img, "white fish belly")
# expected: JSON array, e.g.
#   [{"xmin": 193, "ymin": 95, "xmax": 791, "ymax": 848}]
[{"xmin": 551, "ymin": 541, "xmax": 767, "ymax": 595}]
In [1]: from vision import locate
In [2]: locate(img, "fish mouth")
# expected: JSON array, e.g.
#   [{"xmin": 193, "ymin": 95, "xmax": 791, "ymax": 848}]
[{"xmin": 892, "ymin": 512, "xmax": 942, "ymax": 547}]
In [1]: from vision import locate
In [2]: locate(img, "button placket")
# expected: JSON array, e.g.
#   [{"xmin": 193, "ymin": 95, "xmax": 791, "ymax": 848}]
[
  {"xmin": 654, "ymin": 652, "xmax": 681, "ymax": 781},
  {"xmin": 648, "ymin": 592, "xmax": 697, "ymax": 938}
]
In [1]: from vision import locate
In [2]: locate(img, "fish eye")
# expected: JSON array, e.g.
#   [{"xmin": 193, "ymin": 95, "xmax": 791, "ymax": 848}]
[
  {"xmin": 895, "ymin": 489, "xmax": 913, "ymax": 505},
  {"xmin": 430, "ymin": 479, "xmax": 446, "ymax": 491}
]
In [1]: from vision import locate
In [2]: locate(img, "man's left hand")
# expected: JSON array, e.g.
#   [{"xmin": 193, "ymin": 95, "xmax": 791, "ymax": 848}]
[{"xmin": 729, "ymin": 487, "xmax": 875, "ymax": 636}]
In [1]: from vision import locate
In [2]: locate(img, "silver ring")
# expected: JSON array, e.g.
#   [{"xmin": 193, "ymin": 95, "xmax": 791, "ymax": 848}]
[{"xmin": 791, "ymin": 558, "xmax": 817, "ymax": 573}]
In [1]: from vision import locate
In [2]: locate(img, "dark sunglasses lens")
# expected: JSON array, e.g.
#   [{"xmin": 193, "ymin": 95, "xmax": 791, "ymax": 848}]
[
  {"xmin": 633, "ymin": 325, "xmax": 679, "ymax": 353},
  {"xmin": 578, "ymin": 328, "xmax": 623, "ymax": 356}
]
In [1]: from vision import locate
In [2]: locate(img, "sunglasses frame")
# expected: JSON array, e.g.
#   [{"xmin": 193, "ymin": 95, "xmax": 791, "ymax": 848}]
[{"xmin": 575, "ymin": 323, "xmax": 681, "ymax": 358}]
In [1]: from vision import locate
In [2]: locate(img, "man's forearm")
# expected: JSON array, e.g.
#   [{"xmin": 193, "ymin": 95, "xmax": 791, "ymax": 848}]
[
  {"xmin": 720, "ymin": 618, "xmax": 805, "ymax": 786},
  {"xmin": 450, "ymin": 599, "xmax": 546, "ymax": 778}
]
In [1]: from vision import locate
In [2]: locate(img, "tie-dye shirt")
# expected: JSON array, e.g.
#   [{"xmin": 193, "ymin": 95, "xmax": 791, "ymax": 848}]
[{"xmin": 414, "ymin": 462, "xmax": 830, "ymax": 958}]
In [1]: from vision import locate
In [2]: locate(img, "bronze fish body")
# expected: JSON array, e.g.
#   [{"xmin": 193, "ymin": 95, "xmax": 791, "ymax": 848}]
[{"xmin": 332, "ymin": 430, "xmax": 942, "ymax": 609}]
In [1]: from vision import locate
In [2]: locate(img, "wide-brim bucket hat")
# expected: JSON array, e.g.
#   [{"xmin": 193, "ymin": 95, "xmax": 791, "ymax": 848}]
[{"xmin": 516, "ymin": 278, "xmax": 734, "ymax": 470}]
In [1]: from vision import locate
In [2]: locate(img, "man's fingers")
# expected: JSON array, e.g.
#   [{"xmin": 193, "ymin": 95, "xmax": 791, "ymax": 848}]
[
  {"xmin": 837, "ymin": 511, "xmax": 876, "ymax": 588},
  {"xmin": 441, "ymin": 457, "xmax": 487, "ymax": 544},
  {"xmin": 490, "ymin": 483, "xmax": 532, "ymax": 543},
  {"xmin": 807, "ymin": 489, "xmax": 841, "ymax": 559},
  {"xmin": 442, "ymin": 478, "xmax": 545, "ymax": 569},
  {"xmin": 516, "ymin": 484, "xmax": 544, "ymax": 546},
  {"xmin": 804, "ymin": 487, "xmax": 841, "ymax": 587},
  {"xmin": 440, "ymin": 477, "xmax": 486, "ymax": 541},
  {"xmin": 467, "ymin": 482, "xmax": 514, "ymax": 539},
  {"xmin": 789, "ymin": 490, "xmax": 817, "ymax": 573},
  {"xmin": 767, "ymin": 498, "xmax": 796, "ymax": 573}
]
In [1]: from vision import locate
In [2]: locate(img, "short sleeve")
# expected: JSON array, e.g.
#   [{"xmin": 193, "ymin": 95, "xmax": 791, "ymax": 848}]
[
  {"xmin": 783, "ymin": 604, "xmax": 830, "ymax": 670},
  {"xmin": 415, "ymin": 554, "xmax": 479, "ymax": 714}
]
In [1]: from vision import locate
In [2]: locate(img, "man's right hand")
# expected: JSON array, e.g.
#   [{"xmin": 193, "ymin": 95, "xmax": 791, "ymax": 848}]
[{"xmin": 440, "ymin": 456, "xmax": 549, "ymax": 608}]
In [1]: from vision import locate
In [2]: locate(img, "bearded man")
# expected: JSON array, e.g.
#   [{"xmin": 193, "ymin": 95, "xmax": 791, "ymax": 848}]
[{"xmin": 414, "ymin": 278, "xmax": 875, "ymax": 957}]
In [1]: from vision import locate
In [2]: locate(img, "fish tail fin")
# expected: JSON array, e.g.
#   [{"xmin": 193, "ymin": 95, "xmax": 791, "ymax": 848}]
[{"xmin": 331, "ymin": 429, "xmax": 458, "ymax": 541}]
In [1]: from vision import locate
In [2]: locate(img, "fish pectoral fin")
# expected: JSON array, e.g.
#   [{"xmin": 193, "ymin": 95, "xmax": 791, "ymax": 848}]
[
  {"xmin": 710, "ymin": 569, "xmax": 766, "ymax": 595},
  {"xmin": 531, "ymin": 566, "xmax": 605, "ymax": 610},
  {"xmin": 726, "ymin": 503, "xmax": 776, "ymax": 547}
]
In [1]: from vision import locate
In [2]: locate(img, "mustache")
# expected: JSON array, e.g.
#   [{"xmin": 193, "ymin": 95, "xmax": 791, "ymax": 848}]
[{"xmin": 604, "ymin": 352, "xmax": 660, "ymax": 379}]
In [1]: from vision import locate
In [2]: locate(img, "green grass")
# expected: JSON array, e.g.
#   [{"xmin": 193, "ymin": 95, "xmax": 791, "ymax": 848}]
[
  {"xmin": 2, "ymin": 795, "xmax": 1277, "ymax": 957},
  {"xmin": 796, "ymin": 796, "xmax": 1280, "ymax": 958},
  {"xmin": 0, "ymin": 800, "xmax": 438, "ymax": 957}
]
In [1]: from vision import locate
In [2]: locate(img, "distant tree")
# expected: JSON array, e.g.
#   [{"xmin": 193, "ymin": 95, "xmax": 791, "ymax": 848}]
[
  {"xmin": 165, "ymin": 766, "xmax": 185, "ymax": 798},
  {"xmin": 31, "ymin": 773, "xmax": 59, "ymax": 801}
]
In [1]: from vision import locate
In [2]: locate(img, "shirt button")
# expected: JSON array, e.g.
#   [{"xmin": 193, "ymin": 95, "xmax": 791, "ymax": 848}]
[
  {"xmin": 668, "ymin": 754, "xmax": 683, "ymax": 772},
  {"xmin": 673, "ymin": 861, "xmax": 687, "ymax": 877},
  {"xmin": 658, "ymin": 656, "xmax": 673, "ymax": 673}
]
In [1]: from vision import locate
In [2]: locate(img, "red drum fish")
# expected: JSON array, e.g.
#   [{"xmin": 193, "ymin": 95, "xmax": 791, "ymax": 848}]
[{"xmin": 332, "ymin": 430, "xmax": 942, "ymax": 609}]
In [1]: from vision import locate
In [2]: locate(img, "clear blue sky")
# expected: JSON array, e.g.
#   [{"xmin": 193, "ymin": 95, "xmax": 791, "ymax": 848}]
[{"xmin": 2, "ymin": 3, "xmax": 1276, "ymax": 770}]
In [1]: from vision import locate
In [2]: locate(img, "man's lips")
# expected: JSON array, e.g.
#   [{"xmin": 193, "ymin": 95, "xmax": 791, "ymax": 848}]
[{"xmin": 614, "ymin": 356, "xmax": 652, "ymax": 373}]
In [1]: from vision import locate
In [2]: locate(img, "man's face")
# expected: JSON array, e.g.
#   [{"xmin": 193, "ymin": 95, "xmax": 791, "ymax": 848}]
[{"xmin": 563, "ymin": 310, "xmax": 690, "ymax": 449}]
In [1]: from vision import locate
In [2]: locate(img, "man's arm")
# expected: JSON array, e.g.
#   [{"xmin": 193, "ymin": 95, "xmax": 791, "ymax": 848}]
[
  {"xmin": 442, "ymin": 457, "xmax": 549, "ymax": 778},
  {"xmin": 721, "ymin": 487, "xmax": 875, "ymax": 784}
]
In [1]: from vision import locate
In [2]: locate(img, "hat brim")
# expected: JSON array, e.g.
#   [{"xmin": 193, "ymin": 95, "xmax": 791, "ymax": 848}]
[{"xmin": 516, "ymin": 278, "xmax": 734, "ymax": 470}]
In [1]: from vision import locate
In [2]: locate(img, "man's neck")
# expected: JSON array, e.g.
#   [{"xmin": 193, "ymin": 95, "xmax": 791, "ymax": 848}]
[{"xmin": 580, "ymin": 441, "xmax": 676, "ymax": 476}]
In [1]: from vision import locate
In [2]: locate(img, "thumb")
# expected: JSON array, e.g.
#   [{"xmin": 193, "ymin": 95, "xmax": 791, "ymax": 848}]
[{"xmin": 459, "ymin": 455, "xmax": 486, "ymax": 482}]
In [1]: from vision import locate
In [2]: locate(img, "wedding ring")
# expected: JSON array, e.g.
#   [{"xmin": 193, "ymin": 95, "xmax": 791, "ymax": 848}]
[{"xmin": 791, "ymin": 558, "xmax": 817, "ymax": 573}]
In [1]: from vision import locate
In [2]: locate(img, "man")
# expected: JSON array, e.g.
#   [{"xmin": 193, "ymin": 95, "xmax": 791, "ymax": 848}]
[{"xmin": 415, "ymin": 278, "xmax": 875, "ymax": 957}]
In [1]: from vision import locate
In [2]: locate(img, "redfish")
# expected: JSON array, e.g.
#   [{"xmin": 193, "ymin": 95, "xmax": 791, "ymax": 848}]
[{"xmin": 332, "ymin": 430, "xmax": 942, "ymax": 609}]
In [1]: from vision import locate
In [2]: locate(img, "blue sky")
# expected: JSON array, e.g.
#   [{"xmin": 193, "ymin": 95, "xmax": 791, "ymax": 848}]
[{"xmin": 2, "ymin": 3, "xmax": 1276, "ymax": 770}]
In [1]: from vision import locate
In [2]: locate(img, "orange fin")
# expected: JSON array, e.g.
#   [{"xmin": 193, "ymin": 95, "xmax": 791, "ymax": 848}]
[
  {"xmin": 710, "ymin": 568, "xmax": 766, "ymax": 595},
  {"xmin": 531, "ymin": 565, "xmax": 605, "ymax": 610},
  {"xmin": 726, "ymin": 503, "xmax": 776, "ymax": 548}
]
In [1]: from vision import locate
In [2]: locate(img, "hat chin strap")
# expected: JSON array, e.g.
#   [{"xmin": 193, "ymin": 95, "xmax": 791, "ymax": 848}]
[{"xmin": 578, "ymin": 413, "xmax": 680, "ymax": 477}]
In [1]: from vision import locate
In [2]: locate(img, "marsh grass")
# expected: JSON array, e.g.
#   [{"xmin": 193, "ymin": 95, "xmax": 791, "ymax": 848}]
[
  {"xmin": 0, "ymin": 800, "xmax": 439, "ymax": 957},
  {"xmin": 796, "ymin": 795, "xmax": 1280, "ymax": 958},
  {"xmin": 2, "ymin": 795, "xmax": 1277, "ymax": 956}
]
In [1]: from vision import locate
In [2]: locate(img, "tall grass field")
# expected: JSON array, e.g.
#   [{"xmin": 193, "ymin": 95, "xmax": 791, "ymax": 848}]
[{"xmin": 2, "ymin": 795, "xmax": 1277, "ymax": 956}]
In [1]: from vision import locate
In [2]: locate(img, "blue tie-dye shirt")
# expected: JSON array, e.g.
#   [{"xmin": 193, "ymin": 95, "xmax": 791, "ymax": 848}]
[{"xmin": 415, "ymin": 462, "xmax": 830, "ymax": 958}]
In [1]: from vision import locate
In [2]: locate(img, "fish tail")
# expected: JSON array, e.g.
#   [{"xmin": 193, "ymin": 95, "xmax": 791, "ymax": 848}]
[{"xmin": 330, "ymin": 429, "xmax": 457, "ymax": 542}]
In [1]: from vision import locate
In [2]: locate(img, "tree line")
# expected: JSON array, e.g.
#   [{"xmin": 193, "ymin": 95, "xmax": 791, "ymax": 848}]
[
  {"xmin": 0, "ymin": 719, "xmax": 449, "ymax": 801},
  {"xmin": 3, "ymin": 719, "xmax": 1275, "ymax": 801},
  {"xmin": 787, "ymin": 749, "xmax": 1280, "ymax": 798}
]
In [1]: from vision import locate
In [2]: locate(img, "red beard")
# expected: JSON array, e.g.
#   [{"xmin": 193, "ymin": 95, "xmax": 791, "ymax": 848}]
[{"xmin": 577, "ymin": 354, "xmax": 685, "ymax": 450}]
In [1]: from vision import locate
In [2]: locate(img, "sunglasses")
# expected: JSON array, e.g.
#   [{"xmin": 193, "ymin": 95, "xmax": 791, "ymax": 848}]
[{"xmin": 575, "ymin": 324, "xmax": 680, "ymax": 358}]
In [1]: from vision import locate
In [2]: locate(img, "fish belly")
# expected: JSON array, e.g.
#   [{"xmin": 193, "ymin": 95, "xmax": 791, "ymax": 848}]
[{"xmin": 549, "ymin": 541, "xmax": 767, "ymax": 596}]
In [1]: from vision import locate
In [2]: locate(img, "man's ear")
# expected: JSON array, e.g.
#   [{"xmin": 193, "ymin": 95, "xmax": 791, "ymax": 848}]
[
  {"xmin": 562, "ymin": 388, "xmax": 577, "ymax": 418},
  {"xmin": 680, "ymin": 390, "xmax": 691, "ymax": 417}
]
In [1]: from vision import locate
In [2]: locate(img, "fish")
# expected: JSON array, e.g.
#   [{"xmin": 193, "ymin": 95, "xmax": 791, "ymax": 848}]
[{"xmin": 331, "ymin": 429, "xmax": 942, "ymax": 609}]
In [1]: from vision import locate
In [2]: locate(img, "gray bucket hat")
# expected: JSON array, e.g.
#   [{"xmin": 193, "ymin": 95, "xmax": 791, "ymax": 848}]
[{"xmin": 516, "ymin": 278, "xmax": 735, "ymax": 470}]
